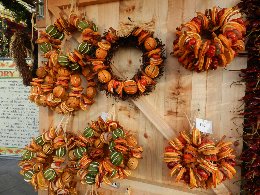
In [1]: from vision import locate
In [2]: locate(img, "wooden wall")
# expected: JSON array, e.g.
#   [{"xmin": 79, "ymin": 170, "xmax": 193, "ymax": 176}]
[{"xmin": 39, "ymin": 0, "xmax": 246, "ymax": 194}]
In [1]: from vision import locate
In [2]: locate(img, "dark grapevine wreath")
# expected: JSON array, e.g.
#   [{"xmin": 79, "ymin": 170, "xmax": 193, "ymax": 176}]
[
  {"xmin": 90, "ymin": 27, "xmax": 165, "ymax": 100},
  {"xmin": 19, "ymin": 127, "xmax": 79, "ymax": 195},
  {"xmin": 73, "ymin": 117, "xmax": 143, "ymax": 186},
  {"xmin": 30, "ymin": 14, "xmax": 100, "ymax": 114}
]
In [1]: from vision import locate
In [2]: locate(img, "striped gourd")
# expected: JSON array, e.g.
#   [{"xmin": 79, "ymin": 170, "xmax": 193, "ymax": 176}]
[
  {"xmin": 88, "ymin": 161, "xmax": 100, "ymax": 175},
  {"xmin": 55, "ymin": 147, "xmax": 66, "ymax": 157},
  {"xmin": 43, "ymin": 168, "xmax": 56, "ymax": 181},
  {"xmin": 77, "ymin": 21, "xmax": 89, "ymax": 32},
  {"xmin": 22, "ymin": 150, "xmax": 34, "ymax": 160},
  {"xmin": 83, "ymin": 127, "xmax": 94, "ymax": 138},
  {"xmin": 85, "ymin": 173, "xmax": 96, "ymax": 185},
  {"xmin": 110, "ymin": 151, "xmax": 123, "ymax": 166},
  {"xmin": 24, "ymin": 170, "xmax": 34, "ymax": 182},
  {"xmin": 35, "ymin": 135, "xmax": 45, "ymax": 146},
  {"xmin": 112, "ymin": 128, "xmax": 125, "ymax": 139},
  {"xmin": 74, "ymin": 147, "xmax": 87, "ymax": 159}
]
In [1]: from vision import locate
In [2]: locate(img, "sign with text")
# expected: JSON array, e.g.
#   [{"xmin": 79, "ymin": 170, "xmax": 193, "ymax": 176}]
[{"xmin": 0, "ymin": 59, "xmax": 39, "ymax": 157}]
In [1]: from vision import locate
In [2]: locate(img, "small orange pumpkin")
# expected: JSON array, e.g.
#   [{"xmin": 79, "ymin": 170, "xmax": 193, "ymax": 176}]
[
  {"xmin": 70, "ymin": 74, "xmax": 82, "ymax": 87},
  {"xmin": 123, "ymin": 80, "xmax": 138, "ymax": 95},
  {"xmin": 144, "ymin": 37, "xmax": 157, "ymax": 51},
  {"xmin": 96, "ymin": 48, "xmax": 108, "ymax": 59},
  {"xmin": 98, "ymin": 70, "xmax": 111, "ymax": 83},
  {"xmin": 145, "ymin": 65, "xmax": 159, "ymax": 78}
]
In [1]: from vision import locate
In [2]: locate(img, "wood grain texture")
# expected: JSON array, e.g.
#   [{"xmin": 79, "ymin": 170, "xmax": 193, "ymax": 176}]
[{"xmin": 38, "ymin": 0, "xmax": 245, "ymax": 194}]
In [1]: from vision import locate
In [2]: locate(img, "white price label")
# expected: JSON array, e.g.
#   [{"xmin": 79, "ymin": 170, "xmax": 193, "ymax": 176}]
[
  {"xmin": 101, "ymin": 112, "xmax": 109, "ymax": 121},
  {"xmin": 195, "ymin": 118, "xmax": 213, "ymax": 134}
]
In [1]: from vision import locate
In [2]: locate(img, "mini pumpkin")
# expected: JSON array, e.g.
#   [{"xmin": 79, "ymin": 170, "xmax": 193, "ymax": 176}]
[
  {"xmin": 98, "ymin": 70, "xmax": 111, "ymax": 83},
  {"xmin": 123, "ymin": 80, "xmax": 138, "ymax": 94},
  {"xmin": 144, "ymin": 37, "xmax": 157, "ymax": 51},
  {"xmin": 86, "ymin": 86, "xmax": 97, "ymax": 98},
  {"xmin": 145, "ymin": 65, "xmax": 159, "ymax": 78},
  {"xmin": 70, "ymin": 74, "xmax": 82, "ymax": 87},
  {"xmin": 53, "ymin": 86, "xmax": 66, "ymax": 98},
  {"xmin": 96, "ymin": 48, "xmax": 108, "ymax": 59},
  {"xmin": 66, "ymin": 97, "xmax": 80, "ymax": 109},
  {"xmin": 127, "ymin": 157, "xmax": 139, "ymax": 170}
]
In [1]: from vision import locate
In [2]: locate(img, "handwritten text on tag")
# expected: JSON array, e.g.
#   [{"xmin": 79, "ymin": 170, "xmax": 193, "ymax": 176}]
[{"xmin": 195, "ymin": 118, "xmax": 213, "ymax": 134}]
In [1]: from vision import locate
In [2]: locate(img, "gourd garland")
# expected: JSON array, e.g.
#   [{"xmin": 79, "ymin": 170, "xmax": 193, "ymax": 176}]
[
  {"xmin": 173, "ymin": 6, "xmax": 246, "ymax": 72},
  {"xmin": 164, "ymin": 128, "xmax": 236, "ymax": 189},
  {"xmin": 74, "ymin": 117, "xmax": 143, "ymax": 186},
  {"xmin": 30, "ymin": 14, "xmax": 99, "ymax": 114},
  {"xmin": 92, "ymin": 27, "xmax": 165, "ymax": 100},
  {"xmin": 19, "ymin": 127, "xmax": 78, "ymax": 195}
]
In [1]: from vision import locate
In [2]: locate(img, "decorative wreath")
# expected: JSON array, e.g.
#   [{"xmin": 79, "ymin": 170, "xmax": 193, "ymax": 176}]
[
  {"xmin": 91, "ymin": 27, "xmax": 165, "ymax": 100},
  {"xmin": 164, "ymin": 128, "xmax": 236, "ymax": 189},
  {"xmin": 30, "ymin": 14, "xmax": 100, "ymax": 114},
  {"xmin": 19, "ymin": 126, "xmax": 78, "ymax": 194},
  {"xmin": 172, "ymin": 6, "xmax": 246, "ymax": 72},
  {"xmin": 74, "ymin": 117, "xmax": 143, "ymax": 186}
]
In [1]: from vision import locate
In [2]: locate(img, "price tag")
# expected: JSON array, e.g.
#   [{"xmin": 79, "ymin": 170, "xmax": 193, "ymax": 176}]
[
  {"xmin": 101, "ymin": 112, "xmax": 109, "ymax": 121},
  {"xmin": 101, "ymin": 182, "xmax": 120, "ymax": 189},
  {"xmin": 195, "ymin": 118, "xmax": 213, "ymax": 134}
]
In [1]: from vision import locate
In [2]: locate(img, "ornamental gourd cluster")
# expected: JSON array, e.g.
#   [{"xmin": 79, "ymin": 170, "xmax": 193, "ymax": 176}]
[
  {"xmin": 30, "ymin": 14, "xmax": 99, "ymax": 113},
  {"xmin": 74, "ymin": 117, "xmax": 143, "ymax": 186},
  {"xmin": 19, "ymin": 118, "xmax": 143, "ymax": 193},
  {"xmin": 19, "ymin": 127, "xmax": 78, "ymax": 194}
]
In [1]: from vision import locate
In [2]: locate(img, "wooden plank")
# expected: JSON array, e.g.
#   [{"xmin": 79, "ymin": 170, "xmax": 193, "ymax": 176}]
[
  {"xmin": 101, "ymin": 177, "xmax": 196, "ymax": 195},
  {"xmin": 36, "ymin": 0, "xmax": 47, "ymax": 28},
  {"xmin": 133, "ymin": 97, "xmax": 177, "ymax": 139},
  {"xmin": 48, "ymin": 0, "xmax": 120, "ymax": 8}
]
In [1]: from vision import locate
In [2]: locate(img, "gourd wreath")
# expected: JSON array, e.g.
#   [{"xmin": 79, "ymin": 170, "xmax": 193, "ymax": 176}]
[
  {"xmin": 19, "ymin": 127, "xmax": 79, "ymax": 195},
  {"xmin": 30, "ymin": 14, "xmax": 99, "ymax": 114},
  {"xmin": 91, "ymin": 27, "xmax": 165, "ymax": 100},
  {"xmin": 164, "ymin": 128, "xmax": 236, "ymax": 189},
  {"xmin": 73, "ymin": 117, "xmax": 143, "ymax": 186},
  {"xmin": 173, "ymin": 6, "xmax": 246, "ymax": 72}
]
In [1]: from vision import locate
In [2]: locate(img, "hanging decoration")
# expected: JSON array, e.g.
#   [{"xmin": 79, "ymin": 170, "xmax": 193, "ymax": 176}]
[
  {"xmin": 92, "ymin": 27, "xmax": 165, "ymax": 100},
  {"xmin": 0, "ymin": 18, "xmax": 9, "ymax": 57},
  {"xmin": 238, "ymin": 0, "xmax": 260, "ymax": 194},
  {"xmin": 31, "ymin": 13, "xmax": 99, "ymax": 114},
  {"xmin": 19, "ymin": 124, "xmax": 79, "ymax": 195},
  {"xmin": 0, "ymin": 0, "xmax": 33, "ymax": 27},
  {"xmin": 164, "ymin": 128, "xmax": 236, "ymax": 189},
  {"xmin": 10, "ymin": 30, "xmax": 37, "ymax": 86},
  {"xmin": 75, "ymin": 117, "xmax": 143, "ymax": 187},
  {"xmin": 172, "ymin": 6, "xmax": 246, "ymax": 72}
]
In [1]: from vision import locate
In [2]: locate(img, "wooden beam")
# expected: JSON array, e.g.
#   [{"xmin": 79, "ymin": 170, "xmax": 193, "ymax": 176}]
[
  {"xmin": 101, "ymin": 177, "xmax": 196, "ymax": 195},
  {"xmin": 132, "ymin": 97, "xmax": 177, "ymax": 140},
  {"xmin": 48, "ymin": 0, "xmax": 120, "ymax": 8}
]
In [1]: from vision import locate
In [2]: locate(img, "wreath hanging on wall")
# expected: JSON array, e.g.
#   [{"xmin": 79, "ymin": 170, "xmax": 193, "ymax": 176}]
[
  {"xmin": 75, "ymin": 117, "xmax": 143, "ymax": 186},
  {"xmin": 19, "ymin": 126, "xmax": 79, "ymax": 195},
  {"xmin": 91, "ymin": 27, "xmax": 166, "ymax": 100},
  {"xmin": 172, "ymin": 6, "xmax": 246, "ymax": 72},
  {"xmin": 20, "ymin": 117, "xmax": 143, "ymax": 193},
  {"xmin": 164, "ymin": 128, "xmax": 237, "ymax": 189},
  {"xmin": 30, "ymin": 14, "xmax": 99, "ymax": 114}
]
